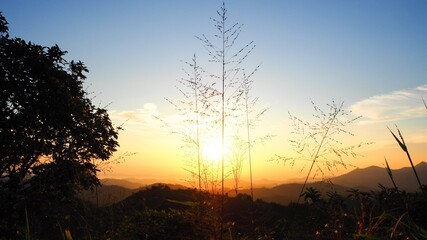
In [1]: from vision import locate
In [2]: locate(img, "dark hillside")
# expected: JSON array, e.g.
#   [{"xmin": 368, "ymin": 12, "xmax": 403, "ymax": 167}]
[
  {"xmin": 79, "ymin": 185, "xmax": 135, "ymax": 207},
  {"xmin": 114, "ymin": 184, "xmax": 200, "ymax": 213},
  {"xmin": 331, "ymin": 162, "xmax": 427, "ymax": 191},
  {"xmin": 237, "ymin": 181, "xmax": 355, "ymax": 205}
]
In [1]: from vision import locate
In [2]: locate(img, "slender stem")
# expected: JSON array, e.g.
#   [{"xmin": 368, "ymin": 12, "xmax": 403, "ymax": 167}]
[
  {"xmin": 244, "ymin": 80, "xmax": 254, "ymax": 201},
  {"xmin": 193, "ymin": 56, "xmax": 203, "ymax": 237},
  {"xmin": 405, "ymin": 148, "xmax": 424, "ymax": 193},
  {"xmin": 390, "ymin": 126, "xmax": 424, "ymax": 193},
  {"xmin": 297, "ymin": 111, "xmax": 338, "ymax": 203},
  {"xmin": 220, "ymin": 6, "xmax": 226, "ymax": 240},
  {"xmin": 384, "ymin": 158, "xmax": 398, "ymax": 190},
  {"xmin": 422, "ymin": 96, "xmax": 427, "ymax": 110},
  {"xmin": 244, "ymin": 76, "xmax": 255, "ymax": 230},
  {"xmin": 194, "ymin": 57, "xmax": 202, "ymax": 195}
]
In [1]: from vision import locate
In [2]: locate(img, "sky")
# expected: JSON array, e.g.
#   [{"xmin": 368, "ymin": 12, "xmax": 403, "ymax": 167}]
[{"xmin": 2, "ymin": 1, "xmax": 427, "ymax": 185}]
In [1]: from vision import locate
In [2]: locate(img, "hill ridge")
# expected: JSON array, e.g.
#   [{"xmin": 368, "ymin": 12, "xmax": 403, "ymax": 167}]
[{"xmin": 88, "ymin": 162, "xmax": 426, "ymax": 206}]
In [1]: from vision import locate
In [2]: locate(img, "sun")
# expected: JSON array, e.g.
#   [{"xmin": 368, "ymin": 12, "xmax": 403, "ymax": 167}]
[{"xmin": 202, "ymin": 139, "xmax": 225, "ymax": 161}]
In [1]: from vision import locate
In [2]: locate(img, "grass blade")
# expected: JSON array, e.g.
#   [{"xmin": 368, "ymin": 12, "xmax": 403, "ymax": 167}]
[
  {"xmin": 388, "ymin": 126, "xmax": 424, "ymax": 193},
  {"xmin": 25, "ymin": 207, "xmax": 30, "ymax": 240},
  {"xmin": 387, "ymin": 126, "xmax": 407, "ymax": 152},
  {"xmin": 385, "ymin": 158, "xmax": 398, "ymax": 190},
  {"xmin": 422, "ymin": 96, "xmax": 427, "ymax": 110}
]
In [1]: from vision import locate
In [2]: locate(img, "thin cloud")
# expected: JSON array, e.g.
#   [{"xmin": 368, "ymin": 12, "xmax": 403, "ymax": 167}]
[
  {"xmin": 109, "ymin": 103, "xmax": 160, "ymax": 128},
  {"xmin": 350, "ymin": 84, "xmax": 427, "ymax": 124}
]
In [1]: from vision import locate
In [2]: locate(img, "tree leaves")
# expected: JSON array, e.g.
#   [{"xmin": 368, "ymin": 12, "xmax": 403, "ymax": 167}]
[{"xmin": 0, "ymin": 12, "xmax": 119, "ymax": 238}]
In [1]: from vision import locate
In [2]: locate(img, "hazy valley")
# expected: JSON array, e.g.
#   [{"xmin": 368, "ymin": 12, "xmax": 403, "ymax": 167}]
[{"xmin": 82, "ymin": 162, "xmax": 427, "ymax": 206}]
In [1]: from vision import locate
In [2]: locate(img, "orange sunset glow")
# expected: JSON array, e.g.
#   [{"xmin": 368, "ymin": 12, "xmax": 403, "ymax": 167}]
[{"xmin": 1, "ymin": 1, "xmax": 427, "ymax": 239}]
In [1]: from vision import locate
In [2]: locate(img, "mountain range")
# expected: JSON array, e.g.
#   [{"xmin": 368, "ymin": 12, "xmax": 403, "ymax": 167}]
[
  {"xmin": 330, "ymin": 161, "xmax": 427, "ymax": 191},
  {"xmin": 81, "ymin": 162, "xmax": 426, "ymax": 206}
]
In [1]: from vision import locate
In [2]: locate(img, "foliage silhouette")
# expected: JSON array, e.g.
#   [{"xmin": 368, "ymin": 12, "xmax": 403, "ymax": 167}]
[
  {"xmin": 105, "ymin": 184, "xmax": 426, "ymax": 239},
  {"xmin": 301, "ymin": 186, "xmax": 322, "ymax": 204},
  {"xmin": 0, "ymin": 12, "xmax": 119, "ymax": 238}
]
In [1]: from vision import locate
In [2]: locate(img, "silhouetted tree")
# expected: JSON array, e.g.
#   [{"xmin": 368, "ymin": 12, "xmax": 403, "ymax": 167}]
[{"xmin": 0, "ymin": 12, "xmax": 119, "ymax": 238}]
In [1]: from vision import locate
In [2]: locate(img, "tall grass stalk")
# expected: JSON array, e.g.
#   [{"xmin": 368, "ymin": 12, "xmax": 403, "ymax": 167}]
[
  {"xmin": 186, "ymin": 55, "xmax": 203, "ymax": 195},
  {"xmin": 24, "ymin": 207, "xmax": 30, "ymax": 240},
  {"xmin": 162, "ymin": 2, "xmax": 260, "ymax": 237},
  {"xmin": 388, "ymin": 126, "xmax": 424, "ymax": 193},
  {"xmin": 189, "ymin": 54, "xmax": 204, "ymax": 237},
  {"xmin": 297, "ymin": 109, "xmax": 337, "ymax": 203},
  {"xmin": 390, "ymin": 213, "xmax": 406, "ymax": 239},
  {"xmin": 195, "ymin": 3, "xmax": 257, "ymax": 238},
  {"xmin": 220, "ymin": 6, "xmax": 226, "ymax": 237},
  {"xmin": 274, "ymin": 100, "xmax": 365, "ymax": 204},
  {"xmin": 64, "ymin": 229, "xmax": 73, "ymax": 240},
  {"xmin": 163, "ymin": 58, "xmax": 207, "ymax": 191},
  {"xmin": 423, "ymin": 96, "xmax": 427, "ymax": 110},
  {"xmin": 244, "ymin": 80, "xmax": 254, "ymax": 202},
  {"xmin": 242, "ymin": 69, "xmax": 263, "ymax": 197},
  {"xmin": 229, "ymin": 136, "xmax": 245, "ymax": 195},
  {"xmin": 243, "ymin": 72, "xmax": 255, "ymax": 228},
  {"xmin": 384, "ymin": 158, "xmax": 398, "ymax": 190}
]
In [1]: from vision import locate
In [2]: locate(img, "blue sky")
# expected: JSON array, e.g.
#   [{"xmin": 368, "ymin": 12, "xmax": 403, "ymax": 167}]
[
  {"xmin": 3, "ymin": 1, "xmax": 426, "ymax": 107},
  {"xmin": 2, "ymin": 1, "xmax": 427, "ymax": 180}
]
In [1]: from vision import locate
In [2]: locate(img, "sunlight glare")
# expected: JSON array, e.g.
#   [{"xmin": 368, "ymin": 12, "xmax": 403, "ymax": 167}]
[{"xmin": 202, "ymin": 139, "xmax": 225, "ymax": 162}]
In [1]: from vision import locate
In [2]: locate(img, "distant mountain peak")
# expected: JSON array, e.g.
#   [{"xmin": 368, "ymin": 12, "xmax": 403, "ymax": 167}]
[
  {"xmin": 330, "ymin": 162, "xmax": 427, "ymax": 191},
  {"xmin": 416, "ymin": 161, "xmax": 427, "ymax": 167}
]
